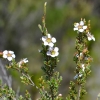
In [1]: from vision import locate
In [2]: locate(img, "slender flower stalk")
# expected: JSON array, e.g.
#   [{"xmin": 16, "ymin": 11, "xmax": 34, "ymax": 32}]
[
  {"xmin": 78, "ymin": 86, "xmax": 81, "ymax": 100},
  {"xmin": 38, "ymin": 2, "xmax": 62, "ymax": 100},
  {"xmin": 66, "ymin": 19, "xmax": 95, "ymax": 100}
]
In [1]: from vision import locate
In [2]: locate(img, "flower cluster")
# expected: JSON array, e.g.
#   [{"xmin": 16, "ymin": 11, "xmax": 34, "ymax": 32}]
[
  {"xmin": 3, "ymin": 50, "xmax": 16, "ymax": 61},
  {"xmin": 42, "ymin": 33, "xmax": 59, "ymax": 57},
  {"xmin": 73, "ymin": 19, "xmax": 95, "ymax": 82},
  {"xmin": 74, "ymin": 19, "xmax": 95, "ymax": 41}
]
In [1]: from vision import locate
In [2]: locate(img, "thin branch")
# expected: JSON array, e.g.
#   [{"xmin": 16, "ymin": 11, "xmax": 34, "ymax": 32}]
[
  {"xmin": 21, "ymin": 73, "xmax": 34, "ymax": 87},
  {"xmin": 78, "ymin": 85, "xmax": 81, "ymax": 100},
  {"xmin": 11, "ymin": 66, "xmax": 38, "ymax": 89}
]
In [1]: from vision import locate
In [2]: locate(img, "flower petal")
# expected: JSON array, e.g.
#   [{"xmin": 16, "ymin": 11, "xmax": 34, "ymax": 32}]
[
  {"xmin": 42, "ymin": 36, "xmax": 46, "ymax": 41},
  {"xmin": 23, "ymin": 58, "xmax": 28, "ymax": 63},
  {"xmin": 48, "ymin": 47, "xmax": 53, "ymax": 51},
  {"xmin": 54, "ymin": 47, "xmax": 59, "ymax": 51},
  {"xmin": 55, "ymin": 52, "xmax": 59, "ymax": 56},
  {"xmin": 49, "ymin": 43, "xmax": 54, "ymax": 47},
  {"xmin": 51, "ymin": 54, "xmax": 55, "ymax": 57},
  {"xmin": 92, "ymin": 36, "xmax": 95, "ymax": 41},
  {"xmin": 44, "ymin": 41, "xmax": 48, "ymax": 46},
  {"xmin": 78, "ymin": 29, "xmax": 84, "ymax": 32},
  {"xmin": 12, "ymin": 54, "xmax": 16, "ymax": 58},
  {"xmin": 47, "ymin": 34, "xmax": 51, "ymax": 38},
  {"xmin": 47, "ymin": 51, "xmax": 51, "ymax": 56},
  {"xmin": 52, "ymin": 37, "xmax": 56, "ymax": 43},
  {"xmin": 3, "ymin": 50, "xmax": 8, "ymax": 54},
  {"xmin": 80, "ymin": 21, "xmax": 84, "ymax": 25},
  {"xmin": 87, "ymin": 37, "xmax": 92, "ymax": 41},
  {"xmin": 83, "ymin": 25, "xmax": 87, "ymax": 29},
  {"xmin": 7, "ymin": 57, "xmax": 12, "ymax": 61},
  {"xmin": 74, "ymin": 23, "xmax": 79, "ymax": 27},
  {"xmin": 3, "ymin": 54, "xmax": 7, "ymax": 58},
  {"xmin": 74, "ymin": 28, "xmax": 78, "ymax": 31},
  {"xmin": 9, "ymin": 51, "xmax": 14, "ymax": 54}
]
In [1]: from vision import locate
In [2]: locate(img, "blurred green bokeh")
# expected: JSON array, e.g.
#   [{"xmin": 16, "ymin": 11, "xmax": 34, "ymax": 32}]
[{"xmin": 0, "ymin": 0, "xmax": 100, "ymax": 99}]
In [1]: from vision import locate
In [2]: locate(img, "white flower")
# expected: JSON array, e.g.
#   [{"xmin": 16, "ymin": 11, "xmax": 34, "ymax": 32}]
[
  {"xmin": 18, "ymin": 58, "xmax": 28, "ymax": 67},
  {"xmin": 42, "ymin": 34, "xmax": 56, "ymax": 47},
  {"xmin": 58, "ymin": 94, "xmax": 62, "ymax": 97},
  {"xmin": 47, "ymin": 47, "xmax": 59, "ymax": 57},
  {"xmin": 74, "ymin": 21, "xmax": 87, "ymax": 32},
  {"xmin": 81, "ymin": 64, "xmax": 85, "ymax": 72},
  {"xmin": 86, "ymin": 32, "xmax": 95, "ymax": 41},
  {"xmin": 3, "ymin": 50, "xmax": 15, "ymax": 61}
]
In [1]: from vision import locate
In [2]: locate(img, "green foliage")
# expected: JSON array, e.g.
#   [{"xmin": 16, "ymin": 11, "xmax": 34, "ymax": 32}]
[
  {"xmin": 0, "ymin": 80, "xmax": 32, "ymax": 100},
  {"xmin": 0, "ymin": 1, "xmax": 97, "ymax": 100}
]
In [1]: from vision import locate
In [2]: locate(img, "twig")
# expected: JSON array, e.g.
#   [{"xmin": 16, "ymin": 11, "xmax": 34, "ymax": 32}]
[
  {"xmin": 21, "ymin": 73, "xmax": 34, "ymax": 87},
  {"xmin": 11, "ymin": 66, "xmax": 38, "ymax": 89},
  {"xmin": 78, "ymin": 85, "xmax": 81, "ymax": 100}
]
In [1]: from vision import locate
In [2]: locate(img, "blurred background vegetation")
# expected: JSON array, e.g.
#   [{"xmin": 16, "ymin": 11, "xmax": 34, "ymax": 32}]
[{"xmin": 0, "ymin": 0, "xmax": 100, "ymax": 100}]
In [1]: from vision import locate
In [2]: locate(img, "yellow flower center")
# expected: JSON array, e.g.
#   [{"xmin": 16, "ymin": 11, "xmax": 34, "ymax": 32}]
[
  {"xmin": 51, "ymin": 50, "xmax": 55, "ymax": 55},
  {"xmin": 7, "ymin": 53, "xmax": 12, "ymax": 57},
  {"xmin": 46, "ymin": 38, "xmax": 51, "ymax": 43},
  {"xmin": 78, "ymin": 25, "xmax": 83, "ymax": 29}
]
